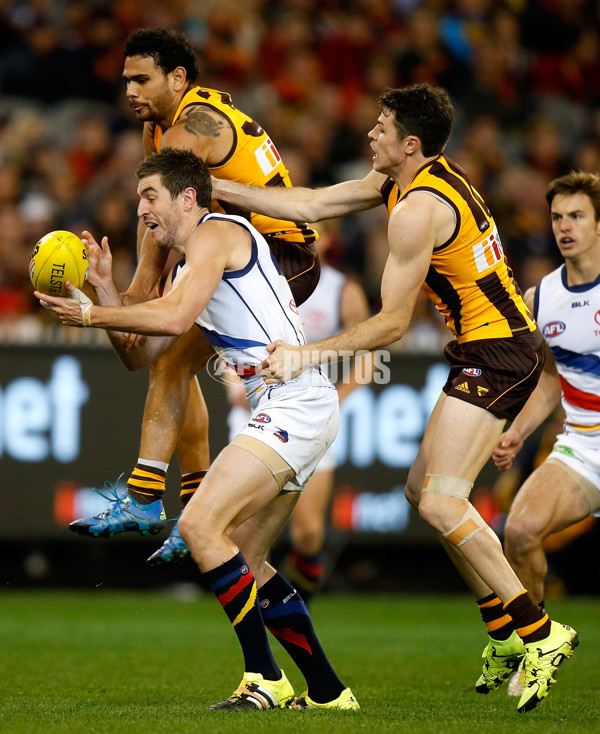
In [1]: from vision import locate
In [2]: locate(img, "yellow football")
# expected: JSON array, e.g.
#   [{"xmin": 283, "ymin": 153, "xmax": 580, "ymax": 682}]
[{"xmin": 29, "ymin": 230, "xmax": 88, "ymax": 296}]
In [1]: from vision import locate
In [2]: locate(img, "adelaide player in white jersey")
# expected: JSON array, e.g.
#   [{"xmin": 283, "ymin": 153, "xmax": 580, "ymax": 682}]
[
  {"xmin": 35, "ymin": 149, "xmax": 358, "ymax": 712},
  {"xmin": 493, "ymin": 171, "xmax": 600, "ymax": 694}
]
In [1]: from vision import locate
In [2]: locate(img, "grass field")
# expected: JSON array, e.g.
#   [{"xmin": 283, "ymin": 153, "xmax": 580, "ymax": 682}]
[{"xmin": 1, "ymin": 589, "xmax": 599, "ymax": 734}]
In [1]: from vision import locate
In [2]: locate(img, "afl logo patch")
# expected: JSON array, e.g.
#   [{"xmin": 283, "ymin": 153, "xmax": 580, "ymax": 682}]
[
  {"xmin": 253, "ymin": 413, "xmax": 271, "ymax": 424},
  {"xmin": 542, "ymin": 321, "xmax": 565, "ymax": 338},
  {"xmin": 462, "ymin": 368, "xmax": 481, "ymax": 377}
]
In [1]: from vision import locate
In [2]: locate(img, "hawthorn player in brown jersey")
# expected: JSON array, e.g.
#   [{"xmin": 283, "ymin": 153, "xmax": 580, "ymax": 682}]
[
  {"xmin": 213, "ymin": 83, "xmax": 579, "ymax": 714},
  {"xmin": 70, "ymin": 28, "xmax": 320, "ymax": 565}
]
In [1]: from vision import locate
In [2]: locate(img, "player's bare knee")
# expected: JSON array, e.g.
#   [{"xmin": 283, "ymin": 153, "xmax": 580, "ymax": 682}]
[
  {"xmin": 504, "ymin": 514, "xmax": 539, "ymax": 557},
  {"xmin": 404, "ymin": 480, "xmax": 421, "ymax": 509},
  {"xmin": 291, "ymin": 525, "xmax": 325, "ymax": 555},
  {"xmin": 178, "ymin": 510, "xmax": 215, "ymax": 555}
]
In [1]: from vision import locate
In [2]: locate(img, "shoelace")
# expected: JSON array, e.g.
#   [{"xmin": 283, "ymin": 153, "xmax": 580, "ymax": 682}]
[
  {"xmin": 91, "ymin": 474, "xmax": 177, "ymax": 522},
  {"xmin": 94, "ymin": 473, "xmax": 127, "ymax": 504}
]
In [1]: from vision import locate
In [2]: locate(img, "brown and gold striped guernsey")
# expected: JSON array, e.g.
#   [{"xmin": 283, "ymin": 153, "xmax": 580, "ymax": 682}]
[
  {"xmin": 380, "ymin": 155, "xmax": 536, "ymax": 343},
  {"xmin": 153, "ymin": 86, "xmax": 317, "ymax": 247}
]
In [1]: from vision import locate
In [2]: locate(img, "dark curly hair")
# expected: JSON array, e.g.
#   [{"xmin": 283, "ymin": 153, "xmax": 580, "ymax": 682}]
[{"xmin": 124, "ymin": 28, "xmax": 199, "ymax": 83}]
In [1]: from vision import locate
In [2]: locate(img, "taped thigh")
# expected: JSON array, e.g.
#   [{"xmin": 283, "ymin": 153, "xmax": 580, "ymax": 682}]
[
  {"xmin": 443, "ymin": 503, "xmax": 486, "ymax": 547},
  {"xmin": 422, "ymin": 473, "xmax": 473, "ymax": 500},
  {"xmin": 231, "ymin": 434, "xmax": 296, "ymax": 492}
]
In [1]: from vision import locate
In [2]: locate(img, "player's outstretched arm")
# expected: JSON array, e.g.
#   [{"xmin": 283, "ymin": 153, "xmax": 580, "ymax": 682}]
[
  {"xmin": 262, "ymin": 195, "xmax": 436, "ymax": 382},
  {"xmin": 213, "ymin": 169, "xmax": 387, "ymax": 223}
]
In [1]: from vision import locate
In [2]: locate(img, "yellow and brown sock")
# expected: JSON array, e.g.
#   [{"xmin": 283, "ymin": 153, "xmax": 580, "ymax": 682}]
[
  {"xmin": 477, "ymin": 593, "xmax": 515, "ymax": 641},
  {"xmin": 504, "ymin": 590, "xmax": 551, "ymax": 644},
  {"xmin": 127, "ymin": 462, "xmax": 167, "ymax": 505},
  {"xmin": 179, "ymin": 470, "xmax": 207, "ymax": 506}
]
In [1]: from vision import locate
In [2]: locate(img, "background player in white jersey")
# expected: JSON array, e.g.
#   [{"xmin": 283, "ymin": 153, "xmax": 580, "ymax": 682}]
[
  {"xmin": 227, "ymin": 220, "xmax": 374, "ymax": 603},
  {"xmin": 492, "ymin": 171, "xmax": 600, "ymax": 694},
  {"xmin": 35, "ymin": 148, "xmax": 358, "ymax": 712}
]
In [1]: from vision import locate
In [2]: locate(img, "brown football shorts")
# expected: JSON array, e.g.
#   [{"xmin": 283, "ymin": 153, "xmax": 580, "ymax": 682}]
[
  {"xmin": 442, "ymin": 329, "xmax": 545, "ymax": 421},
  {"xmin": 264, "ymin": 235, "xmax": 320, "ymax": 306}
]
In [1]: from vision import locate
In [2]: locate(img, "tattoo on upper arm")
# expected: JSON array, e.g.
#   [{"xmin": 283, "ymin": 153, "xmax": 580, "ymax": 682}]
[{"xmin": 178, "ymin": 107, "xmax": 227, "ymax": 138}]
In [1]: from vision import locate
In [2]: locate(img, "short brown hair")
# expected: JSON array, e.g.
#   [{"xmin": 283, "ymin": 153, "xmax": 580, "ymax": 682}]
[
  {"xmin": 546, "ymin": 171, "xmax": 600, "ymax": 221},
  {"xmin": 377, "ymin": 84, "xmax": 453, "ymax": 157},
  {"xmin": 136, "ymin": 148, "xmax": 212, "ymax": 208}
]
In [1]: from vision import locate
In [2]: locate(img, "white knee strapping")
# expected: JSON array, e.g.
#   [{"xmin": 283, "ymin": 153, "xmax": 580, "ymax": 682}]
[
  {"xmin": 422, "ymin": 473, "xmax": 473, "ymax": 500},
  {"xmin": 442, "ymin": 503, "xmax": 486, "ymax": 547}
]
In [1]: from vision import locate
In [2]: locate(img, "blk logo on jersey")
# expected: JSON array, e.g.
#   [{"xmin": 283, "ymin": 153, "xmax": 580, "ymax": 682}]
[
  {"xmin": 462, "ymin": 368, "xmax": 482, "ymax": 377},
  {"xmin": 571, "ymin": 300, "xmax": 590, "ymax": 308},
  {"xmin": 253, "ymin": 413, "xmax": 271, "ymax": 424},
  {"xmin": 542, "ymin": 321, "xmax": 566, "ymax": 338}
]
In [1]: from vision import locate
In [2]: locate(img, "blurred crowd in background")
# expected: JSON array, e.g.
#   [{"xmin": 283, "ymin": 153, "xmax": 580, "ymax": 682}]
[{"xmin": 1, "ymin": 0, "xmax": 600, "ymax": 348}]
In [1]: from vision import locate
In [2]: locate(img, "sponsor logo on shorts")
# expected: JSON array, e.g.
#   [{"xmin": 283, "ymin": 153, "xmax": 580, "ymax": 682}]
[
  {"xmin": 260, "ymin": 599, "xmax": 270, "ymax": 609},
  {"xmin": 455, "ymin": 381, "xmax": 470, "ymax": 393},
  {"xmin": 274, "ymin": 428, "xmax": 289, "ymax": 443},
  {"xmin": 462, "ymin": 368, "xmax": 481, "ymax": 377},
  {"xmin": 553, "ymin": 444, "xmax": 584, "ymax": 463},
  {"xmin": 253, "ymin": 413, "xmax": 271, "ymax": 424},
  {"xmin": 542, "ymin": 321, "xmax": 565, "ymax": 338},
  {"xmin": 477, "ymin": 386, "xmax": 489, "ymax": 396}
]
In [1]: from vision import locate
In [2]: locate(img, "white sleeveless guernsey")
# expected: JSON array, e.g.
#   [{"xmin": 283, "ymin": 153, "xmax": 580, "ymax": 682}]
[
  {"xmin": 193, "ymin": 213, "xmax": 305, "ymax": 371},
  {"xmin": 535, "ymin": 264, "xmax": 600, "ymax": 431},
  {"xmin": 175, "ymin": 212, "xmax": 338, "ymax": 488}
]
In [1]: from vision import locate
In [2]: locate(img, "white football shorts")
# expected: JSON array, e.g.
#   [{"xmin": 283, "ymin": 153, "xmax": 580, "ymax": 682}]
[
  {"xmin": 549, "ymin": 425, "xmax": 600, "ymax": 513},
  {"xmin": 233, "ymin": 368, "xmax": 339, "ymax": 490}
]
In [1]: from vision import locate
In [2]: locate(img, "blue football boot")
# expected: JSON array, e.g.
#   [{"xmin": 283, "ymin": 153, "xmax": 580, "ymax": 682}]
[
  {"xmin": 146, "ymin": 520, "xmax": 190, "ymax": 566},
  {"xmin": 69, "ymin": 481, "xmax": 166, "ymax": 538}
]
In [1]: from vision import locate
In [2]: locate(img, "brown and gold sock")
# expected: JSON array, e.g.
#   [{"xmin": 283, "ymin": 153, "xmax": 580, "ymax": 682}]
[
  {"xmin": 477, "ymin": 593, "xmax": 515, "ymax": 641},
  {"xmin": 179, "ymin": 470, "xmax": 207, "ymax": 506},
  {"xmin": 127, "ymin": 462, "xmax": 167, "ymax": 505},
  {"xmin": 504, "ymin": 590, "xmax": 551, "ymax": 644}
]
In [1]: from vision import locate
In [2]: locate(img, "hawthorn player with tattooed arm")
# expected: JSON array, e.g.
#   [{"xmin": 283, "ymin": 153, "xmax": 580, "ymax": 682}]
[{"xmin": 70, "ymin": 28, "xmax": 320, "ymax": 564}]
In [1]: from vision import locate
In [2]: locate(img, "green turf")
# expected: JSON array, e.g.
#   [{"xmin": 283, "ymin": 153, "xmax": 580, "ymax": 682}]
[{"xmin": 1, "ymin": 590, "xmax": 598, "ymax": 733}]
